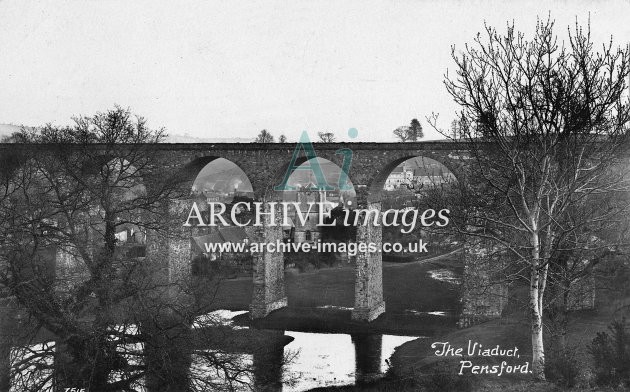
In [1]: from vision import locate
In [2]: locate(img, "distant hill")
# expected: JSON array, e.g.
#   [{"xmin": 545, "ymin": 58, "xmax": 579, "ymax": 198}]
[
  {"xmin": 0, "ymin": 124, "xmax": 37, "ymax": 139},
  {"xmin": 0, "ymin": 124, "xmax": 253, "ymax": 143}
]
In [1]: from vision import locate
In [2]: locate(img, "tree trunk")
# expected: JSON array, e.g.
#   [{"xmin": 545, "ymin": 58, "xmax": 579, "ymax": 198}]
[
  {"xmin": 529, "ymin": 227, "xmax": 546, "ymax": 380},
  {"xmin": 530, "ymin": 266, "xmax": 546, "ymax": 380}
]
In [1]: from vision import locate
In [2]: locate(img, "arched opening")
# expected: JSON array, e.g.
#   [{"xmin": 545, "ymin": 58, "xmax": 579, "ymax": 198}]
[
  {"xmin": 280, "ymin": 157, "xmax": 356, "ymax": 241},
  {"xmin": 378, "ymin": 156, "xmax": 457, "ymax": 250},
  {"xmin": 279, "ymin": 157, "xmax": 358, "ymax": 312},
  {"xmin": 191, "ymin": 158, "xmax": 254, "ymax": 203},
  {"xmin": 373, "ymin": 156, "xmax": 461, "ymax": 323},
  {"xmin": 187, "ymin": 158, "xmax": 255, "ymax": 284},
  {"xmin": 370, "ymin": 155, "xmax": 459, "ymax": 196}
]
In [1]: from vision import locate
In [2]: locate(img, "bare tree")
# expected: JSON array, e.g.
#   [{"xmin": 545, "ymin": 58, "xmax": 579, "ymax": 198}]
[
  {"xmin": 392, "ymin": 126, "xmax": 411, "ymax": 142},
  {"xmin": 434, "ymin": 18, "xmax": 630, "ymax": 379},
  {"xmin": 254, "ymin": 129, "xmax": 274, "ymax": 143},
  {"xmin": 278, "ymin": 134, "xmax": 287, "ymax": 143},
  {"xmin": 0, "ymin": 107, "xmax": 281, "ymax": 390},
  {"xmin": 0, "ymin": 107, "xmax": 187, "ymax": 390},
  {"xmin": 545, "ymin": 186, "xmax": 630, "ymax": 349},
  {"xmin": 448, "ymin": 114, "xmax": 468, "ymax": 140},
  {"xmin": 317, "ymin": 132, "xmax": 336, "ymax": 142}
]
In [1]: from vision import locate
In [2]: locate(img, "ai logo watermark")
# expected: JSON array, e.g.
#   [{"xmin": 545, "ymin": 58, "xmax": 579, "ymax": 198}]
[
  {"xmin": 273, "ymin": 129, "xmax": 357, "ymax": 192},
  {"xmin": 182, "ymin": 127, "xmax": 451, "ymax": 233}
]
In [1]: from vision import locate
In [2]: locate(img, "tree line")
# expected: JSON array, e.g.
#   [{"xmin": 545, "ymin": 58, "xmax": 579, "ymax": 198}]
[{"xmin": 253, "ymin": 118, "xmax": 424, "ymax": 143}]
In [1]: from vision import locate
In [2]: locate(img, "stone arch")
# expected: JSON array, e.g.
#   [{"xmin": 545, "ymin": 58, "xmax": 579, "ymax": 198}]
[
  {"xmin": 264, "ymin": 149, "xmax": 360, "ymax": 202},
  {"xmin": 166, "ymin": 155, "xmax": 257, "ymax": 262},
  {"xmin": 275, "ymin": 157, "xmax": 359, "ymax": 311},
  {"xmin": 252, "ymin": 156, "xmax": 361, "ymax": 318},
  {"xmin": 165, "ymin": 156, "xmax": 288, "ymax": 319},
  {"xmin": 350, "ymin": 154, "xmax": 462, "ymax": 322},
  {"xmin": 272, "ymin": 155, "xmax": 380, "ymax": 321},
  {"xmin": 366, "ymin": 153, "xmax": 509, "ymax": 328},
  {"xmin": 175, "ymin": 155, "xmax": 258, "ymax": 200},
  {"xmin": 188, "ymin": 157, "xmax": 254, "ymax": 200},
  {"xmin": 278, "ymin": 156, "xmax": 358, "ymax": 243},
  {"xmin": 367, "ymin": 154, "xmax": 460, "ymax": 200},
  {"xmin": 186, "ymin": 157, "xmax": 256, "ymax": 279},
  {"xmin": 0, "ymin": 142, "xmax": 492, "ymax": 324}
]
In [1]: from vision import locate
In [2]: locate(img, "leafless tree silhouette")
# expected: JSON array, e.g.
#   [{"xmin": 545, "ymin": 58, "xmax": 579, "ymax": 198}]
[{"xmin": 430, "ymin": 18, "xmax": 630, "ymax": 379}]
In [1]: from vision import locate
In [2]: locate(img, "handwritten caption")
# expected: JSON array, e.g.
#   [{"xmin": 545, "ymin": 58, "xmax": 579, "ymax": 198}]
[{"xmin": 431, "ymin": 340, "xmax": 532, "ymax": 376}]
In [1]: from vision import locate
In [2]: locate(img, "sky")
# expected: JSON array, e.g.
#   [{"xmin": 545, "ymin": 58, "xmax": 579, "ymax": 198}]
[{"xmin": 1, "ymin": 0, "xmax": 629, "ymax": 142}]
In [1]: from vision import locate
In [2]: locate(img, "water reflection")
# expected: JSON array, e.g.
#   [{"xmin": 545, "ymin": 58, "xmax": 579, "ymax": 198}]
[
  {"xmin": 9, "ymin": 342, "xmax": 55, "ymax": 392},
  {"xmin": 2, "ymin": 307, "xmax": 419, "ymax": 392},
  {"xmin": 428, "ymin": 269, "xmax": 461, "ymax": 284},
  {"xmin": 283, "ymin": 332, "xmax": 417, "ymax": 391},
  {"xmin": 192, "ymin": 310, "xmax": 249, "ymax": 329},
  {"xmin": 404, "ymin": 309, "xmax": 450, "ymax": 316}
]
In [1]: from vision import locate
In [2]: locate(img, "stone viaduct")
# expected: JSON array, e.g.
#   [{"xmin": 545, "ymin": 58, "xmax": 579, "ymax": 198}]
[
  {"xmin": 1, "ymin": 141, "xmax": 508, "ymax": 324},
  {"xmin": 142, "ymin": 141, "xmax": 477, "ymax": 322}
]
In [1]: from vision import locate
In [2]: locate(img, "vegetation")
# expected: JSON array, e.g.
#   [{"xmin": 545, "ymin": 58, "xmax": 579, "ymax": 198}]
[
  {"xmin": 317, "ymin": 132, "xmax": 336, "ymax": 142},
  {"xmin": 393, "ymin": 118, "xmax": 424, "ymax": 142},
  {"xmin": 589, "ymin": 318, "xmax": 630, "ymax": 387},
  {"xmin": 254, "ymin": 128, "xmax": 274, "ymax": 142},
  {"xmin": 0, "ymin": 107, "xmax": 281, "ymax": 391},
  {"xmin": 432, "ymin": 17, "xmax": 630, "ymax": 379}
]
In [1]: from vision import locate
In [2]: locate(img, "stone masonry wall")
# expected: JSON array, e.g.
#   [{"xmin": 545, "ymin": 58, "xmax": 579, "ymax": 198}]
[
  {"xmin": 459, "ymin": 238, "xmax": 508, "ymax": 328},
  {"xmin": 29, "ymin": 141, "xmax": 476, "ymax": 323},
  {"xmin": 352, "ymin": 201, "xmax": 385, "ymax": 322},
  {"xmin": 250, "ymin": 200, "xmax": 287, "ymax": 319}
]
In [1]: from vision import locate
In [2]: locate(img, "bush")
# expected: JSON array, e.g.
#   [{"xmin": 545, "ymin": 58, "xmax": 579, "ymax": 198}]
[
  {"xmin": 589, "ymin": 317, "xmax": 630, "ymax": 387},
  {"xmin": 545, "ymin": 345, "xmax": 581, "ymax": 388}
]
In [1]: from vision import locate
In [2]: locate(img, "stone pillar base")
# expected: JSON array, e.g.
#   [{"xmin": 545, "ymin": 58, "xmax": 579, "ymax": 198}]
[
  {"xmin": 351, "ymin": 301, "xmax": 385, "ymax": 322},
  {"xmin": 250, "ymin": 297, "xmax": 288, "ymax": 319}
]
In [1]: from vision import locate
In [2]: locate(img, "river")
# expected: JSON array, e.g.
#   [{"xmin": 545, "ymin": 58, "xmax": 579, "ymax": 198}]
[{"xmin": 1, "ymin": 261, "xmax": 461, "ymax": 391}]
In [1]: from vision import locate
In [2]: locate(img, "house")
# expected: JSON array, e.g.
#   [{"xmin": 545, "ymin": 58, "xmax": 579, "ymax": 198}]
[
  {"xmin": 290, "ymin": 183, "xmax": 340, "ymax": 244},
  {"xmin": 384, "ymin": 161, "xmax": 455, "ymax": 190},
  {"xmin": 384, "ymin": 165, "xmax": 414, "ymax": 190},
  {"xmin": 191, "ymin": 226, "xmax": 251, "ymax": 276}
]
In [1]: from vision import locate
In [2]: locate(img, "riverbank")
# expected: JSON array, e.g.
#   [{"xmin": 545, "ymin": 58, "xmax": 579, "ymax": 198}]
[
  {"xmin": 374, "ymin": 264, "xmax": 630, "ymax": 391},
  {"xmin": 306, "ymin": 293, "xmax": 629, "ymax": 392},
  {"xmin": 298, "ymin": 255, "xmax": 630, "ymax": 392}
]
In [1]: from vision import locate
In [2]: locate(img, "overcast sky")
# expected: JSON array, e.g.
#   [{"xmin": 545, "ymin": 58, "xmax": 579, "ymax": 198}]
[{"xmin": 1, "ymin": 0, "xmax": 629, "ymax": 142}]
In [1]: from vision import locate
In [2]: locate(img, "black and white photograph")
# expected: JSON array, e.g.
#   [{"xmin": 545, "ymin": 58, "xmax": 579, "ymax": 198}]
[{"xmin": 1, "ymin": 1, "xmax": 630, "ymax": 391}]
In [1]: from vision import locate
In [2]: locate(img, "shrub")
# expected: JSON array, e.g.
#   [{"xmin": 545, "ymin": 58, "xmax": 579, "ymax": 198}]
[
  {"xmin": 544, "ymin": 345, "xmax": 581, "ymax": 388},
  {"xmin": 589, "ymin": 317, "xmax": 630, "ymax": 387}
]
